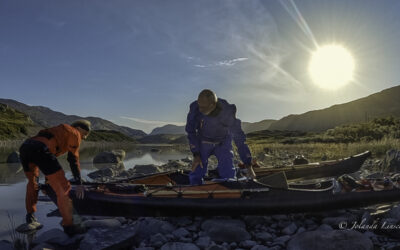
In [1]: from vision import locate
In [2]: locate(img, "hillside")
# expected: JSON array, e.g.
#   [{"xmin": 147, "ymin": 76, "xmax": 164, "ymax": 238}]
[
  {"xmin": 86, "ymin": 130, "xmax": 136, "ymax": 142},
  {"xmin": 0, "ymin": 99, "xmax": 146, "ymax": 138},
  {"xmin": 242, "ymin": 119, "xmax": 276, "ymax": 133},
  {"xmin": 0, "ymin": 104, "xmax": 41, "ymax": 140},
  {"xmin": 150, "ymin": 124, "xmax": 185, "ymax": 135},
  {"xmin": 269, "ymin": 85, "xmax": 400, "ymax": 132}
]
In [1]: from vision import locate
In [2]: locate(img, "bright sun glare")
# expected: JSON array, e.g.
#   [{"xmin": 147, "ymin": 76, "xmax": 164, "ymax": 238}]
[{"xmin": 308, "ymin": 45, "xmax": 355, "ymax": 90}]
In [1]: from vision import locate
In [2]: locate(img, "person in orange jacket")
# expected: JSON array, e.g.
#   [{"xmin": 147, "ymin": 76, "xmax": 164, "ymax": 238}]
[{"xmin": 19, "ymin": 120, "xmax": 91, "ymax": 236}]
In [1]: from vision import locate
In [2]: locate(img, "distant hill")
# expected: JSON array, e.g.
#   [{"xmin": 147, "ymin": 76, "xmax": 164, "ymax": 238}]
[
  {"xmin": 0, "ymin": 99, "xmax": 146, "ymax": 138},
  {"xmin": 0, "ymin": 103, "xmax": 41, "ymax": 140},
  {"xmin": 86, "ymin": 130, "xmax": 137, "ymax": 142},
  {"xmin": 150, "ymin": 119, "xmax": 277, "ymax": 135},
  {"xmin": 242, "ymin": 119, "xmax": 276, "ymax": 133},
  {"xmin": 150, "ymin": 124, "xmax": 185, "ymax": 135},
  {"xmin": 269, "ymin": 85, "xmax": 400, "ymax": 132}
]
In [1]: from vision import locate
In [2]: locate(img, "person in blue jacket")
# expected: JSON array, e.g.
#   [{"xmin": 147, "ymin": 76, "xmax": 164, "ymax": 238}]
[{"xmin": 185, "ymin": 89, "xmax": 255, "ymax": 185}]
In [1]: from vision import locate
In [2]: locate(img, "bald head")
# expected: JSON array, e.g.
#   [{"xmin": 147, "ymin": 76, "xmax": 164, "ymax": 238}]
[{"xmin": 197, "ymin": 89, "xmax": 218, "ymax": 115}]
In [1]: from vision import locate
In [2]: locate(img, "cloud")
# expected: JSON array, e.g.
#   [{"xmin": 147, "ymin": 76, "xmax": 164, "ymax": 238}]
[
  {"xmin": 120, "ymin": 116, "xmax": 185, "ymax": 127},
  {"xmin": 38, "ymin": 17, "xmax": 66, "ymax": 29},
  {"xmin": 194, "ymin": 57, "xmax": 248, "ymax": 68}
]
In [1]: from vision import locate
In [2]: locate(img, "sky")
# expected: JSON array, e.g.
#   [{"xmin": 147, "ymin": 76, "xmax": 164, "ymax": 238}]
[{"xmin": 1, "ymin": 0, "xmax": 400, "ymax": 134}]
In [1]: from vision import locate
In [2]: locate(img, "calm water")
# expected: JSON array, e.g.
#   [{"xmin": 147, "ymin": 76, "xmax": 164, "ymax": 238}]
[{"xmin": 0, "ymin": 145, "xmax": 188, "ymax": 241}]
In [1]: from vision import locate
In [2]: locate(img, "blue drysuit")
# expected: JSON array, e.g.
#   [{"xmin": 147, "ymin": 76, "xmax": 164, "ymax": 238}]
[{"xmin": 185, "ymin": 98, "xmax": 252, "ymax": 185}]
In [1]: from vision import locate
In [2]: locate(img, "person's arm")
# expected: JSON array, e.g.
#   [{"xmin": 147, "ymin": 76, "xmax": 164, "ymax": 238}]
[
  {"xmin": 67, "ymin": 133, "xmax": 85, "ymax": 199},
  {"xmin": 228, "ymin": 105, "xmax": 252, "ymax": 166},
  {"xmin": 67, "ymin": 134, "xmax": 82, "ymax": 184},
  {"xmin": 185, "ymin": 102, "xmax": 201, "ymax": 157},
  {"xmin": 185, "ymin": 102, "xmax": 204, "ymax": 171}
]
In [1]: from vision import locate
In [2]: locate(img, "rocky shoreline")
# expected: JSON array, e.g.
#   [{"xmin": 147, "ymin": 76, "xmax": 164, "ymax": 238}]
[{"xmin": 2, "ymin": 204, "xmax": 400, "ymax": 250}]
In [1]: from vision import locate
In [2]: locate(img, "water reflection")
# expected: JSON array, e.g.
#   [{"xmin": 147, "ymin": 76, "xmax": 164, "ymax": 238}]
[{"xmin": 0, "ymin": 145, "xmax": 189, "ymax": 184}]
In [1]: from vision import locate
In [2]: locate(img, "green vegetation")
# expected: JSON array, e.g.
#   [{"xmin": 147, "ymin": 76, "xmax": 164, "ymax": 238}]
[
  {"xmin": 325, "ymin": 116, "xmax": 400, "ymax": 143},
  {"xmin": 248, "ymin": 117, "xmax": 400, "ymax": 144},
  {"xmin": 0, "ymin": 104, "xmax": 34, "ymax": 140},
  {"xmin": 247, "ymin": 117, "xmax": 400, "ymax": 160},
  {"xmin": 86, "ymin": 129, "xmax": 136, "ymax": 142}
]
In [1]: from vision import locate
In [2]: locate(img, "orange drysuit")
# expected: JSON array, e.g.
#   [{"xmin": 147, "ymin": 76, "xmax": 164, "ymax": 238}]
[{"xmin": 20, "ymin": 124, "xmax": 82, "ymax": 226}]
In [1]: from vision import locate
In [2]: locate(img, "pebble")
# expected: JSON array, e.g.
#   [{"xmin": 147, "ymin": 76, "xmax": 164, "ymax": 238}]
[{"xmin": 282, "ymin": 222, "xmax": 297, "ymax": 235}]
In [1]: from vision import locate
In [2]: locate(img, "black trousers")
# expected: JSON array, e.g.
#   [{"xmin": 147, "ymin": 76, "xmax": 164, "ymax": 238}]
[{"xmin": 19, "ymin": 139, "xmax": 62, "ymax": 175}]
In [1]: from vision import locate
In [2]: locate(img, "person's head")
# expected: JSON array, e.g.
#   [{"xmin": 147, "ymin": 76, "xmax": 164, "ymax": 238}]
[
  {"xmin": 71, "ymin": 120, "xmax": 91, "ymax": 139},
  {"xmin": 197, "ymin": 89, "xmax": 218, "ymax": 115}
]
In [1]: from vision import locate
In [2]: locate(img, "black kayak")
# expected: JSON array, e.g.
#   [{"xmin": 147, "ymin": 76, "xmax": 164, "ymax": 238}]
[
  {"xmin": 254, "ymin": 151, "xmax": 371, "ymax": 181},
  {"xmin": 41, "ymin": 175, "xmax": 400, "ymax": 217}
]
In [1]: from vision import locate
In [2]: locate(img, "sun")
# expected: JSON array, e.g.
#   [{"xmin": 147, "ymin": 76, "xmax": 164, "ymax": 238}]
[{"xmin": 308, "ymin": 44, "xmax": 355, "ymax": 90}]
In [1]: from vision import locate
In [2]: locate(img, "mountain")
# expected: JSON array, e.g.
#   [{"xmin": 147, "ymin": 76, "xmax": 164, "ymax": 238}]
[
  {"xmin": 150, "ymin": 119, "xmax": 277, "ymax": 135},
  {"xmin": 0, "ymin": 99, "xmax": 146, "ymax": 138},
  {"xmin": 150, "ymin": 124, "xmax": 185, "ymax": 135},
  {"xmin": 0, "ymin": 103, "xmax": 41, "ymax": 140},
  {"xmin": 86, "ymin": 130, "xmax": 137, "ymax": 142},
  {"xmin": 242, "ymin": 119, "xmax": 276, "ymax": 133},
  {"xmin": 269, "ymin": 85, "xmax": 400, "ymax": 132}
]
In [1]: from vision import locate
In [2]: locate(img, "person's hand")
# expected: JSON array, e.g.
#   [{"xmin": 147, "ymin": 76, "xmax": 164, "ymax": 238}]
[
  {"xmin": 75, "ymin": 185, "xmax": 85, "ymax": 199},
  {"xmin": 191, "ymin": 155, "xmax": 203, "ymax": 172}
]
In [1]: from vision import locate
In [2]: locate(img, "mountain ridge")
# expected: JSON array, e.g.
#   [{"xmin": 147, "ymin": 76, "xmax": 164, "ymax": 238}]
[
  {"xmin": 0, "ymin": 99, "xmax": 146, "ymax": 138},
  {"xmin": 269, "ymin": 85, "xmax": 400, "ymax": 131}
]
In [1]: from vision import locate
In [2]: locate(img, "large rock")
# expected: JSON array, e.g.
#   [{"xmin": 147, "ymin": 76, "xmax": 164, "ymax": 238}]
[
  {"xmin": 134, "ymin": 217, "xmax": 175, "ymax": 243},
  {"xmin": 321, "ymin": 215, "xmax": 357, "ymax": 228},
  {"xmin": 149, "ymin": 233, "xmax": 168, "ymax": 248},
  {"xmin": 172, "ymin": 227, "xmax": 190, "ymax": 238},
  {"xmin": 196, "ymin": 236, "xmax": 211, "ymax": 249},
  {"xmin": 254, "ymin": 232, "xmax": 273, "ymax": 242},
  {"xmin": 380, "ymin": 149, "xmax": 400, "ymax": 172},
  {"xmin": 161, "ymin": 242, "xmax": 199, "ymax": 250},
  {"xmin": 161, "ymin": 160, "xmax": 190, "ymax": 171},
  {"xmin": 93, "ymin": 150, "xmax": 125, "ymax": 166},
  {"xmin": 32, "ymin": 229, "xmax": 70, "ymax": 245},
  {"xmin": 134, "ymin": 164, "xmax": 162, "ymax": 174},
  {"xmin": 82, "ymin": 218, "xmax": 122, "ymax": 229},
  {"xmin": 287, "ymin": 230, "xmax": 373, "ymax": 250},
  {"xmin": 87, "ymin": 164, "xmax": 125, "ymax": 180},
  {"xmin": 201, "ymin": 219, "xmax": 250, "ymax": 243},
  {"xmin": 80, "ymin": 225, "xmax": 136, "ymax": 250},
  {"xmin": 112, "ymin": 149, "xmax": 126, "ymax": 161},
  {"xmin": 385, "ymin": 205, "xmax": 400, "ymax": 221},
  {"xmin": 6, "ymin": 151, "xmax": 20, "ymax": 163},
  {"xmin": 242, "ymin": 216, "xmax": 267, "ymax": 228},
  {"xmin": 282, "ymin": 222, "xmax": 298, "ymax": 235}
]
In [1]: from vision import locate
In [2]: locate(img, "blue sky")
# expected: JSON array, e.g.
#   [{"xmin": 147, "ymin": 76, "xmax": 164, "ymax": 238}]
[{"xmin": 1, "ymin": 0, "xmax": 400, "ymax": 133}]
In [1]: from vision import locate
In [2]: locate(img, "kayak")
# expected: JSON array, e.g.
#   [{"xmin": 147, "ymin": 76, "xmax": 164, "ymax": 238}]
[
  {"xmin": 40, "ymin": 174, "xmax": 400, "ymax": 217},
  {"xmin": 254, "ymin": 151, "xmax": 371, "ymax": 181}
]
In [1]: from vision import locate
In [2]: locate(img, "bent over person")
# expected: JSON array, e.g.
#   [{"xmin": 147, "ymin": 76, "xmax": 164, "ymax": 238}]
[
  {"xmin": 19, "ymin": 120, "xmax": 91, "ymax": 236},
  {"xmin": 186, "ymin": 89, "xmax": 255, "ymax": 185}
]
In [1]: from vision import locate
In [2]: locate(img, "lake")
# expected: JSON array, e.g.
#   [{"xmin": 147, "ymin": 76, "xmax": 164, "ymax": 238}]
[{"xmin": 0, "ymin": 145, "xmax": 189, "ymax": 241}]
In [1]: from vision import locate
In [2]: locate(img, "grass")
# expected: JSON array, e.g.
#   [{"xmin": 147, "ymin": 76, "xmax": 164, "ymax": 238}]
[
  {"xmin": 7, "ymin": 212, "xmax": 27, "ymax": 250},
  {"xmin": 246, "ymin": 117, "xmax": 400, "ymax": 162},
  {"xmin": 85, "ymin": 130, "xmax": 137, "ymax": 142},
  {"xmin": 0, "ymin": 104, "xmax": 34, "ymax": 140},
  {"xmin": 248, "ymin": 138, "xmax": 400, "ymax": 162}
]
